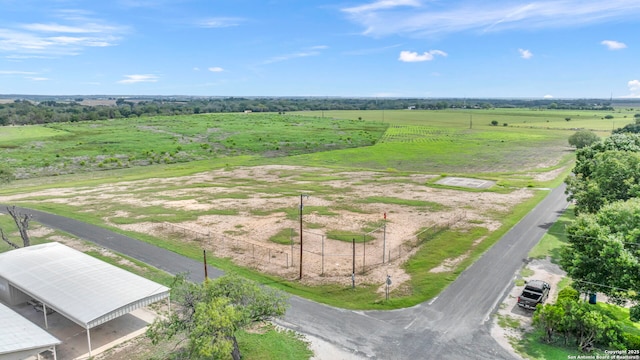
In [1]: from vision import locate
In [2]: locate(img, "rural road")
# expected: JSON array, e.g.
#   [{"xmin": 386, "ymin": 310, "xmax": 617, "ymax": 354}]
[{"xmin": 1, "ymin": 184, "xmax": 569, "ymax": 359}]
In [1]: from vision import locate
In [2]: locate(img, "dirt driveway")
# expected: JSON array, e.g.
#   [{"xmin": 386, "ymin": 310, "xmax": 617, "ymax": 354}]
[{"xmin": 491, "ymin": 257, "xmax": 567, "ymax": 358}]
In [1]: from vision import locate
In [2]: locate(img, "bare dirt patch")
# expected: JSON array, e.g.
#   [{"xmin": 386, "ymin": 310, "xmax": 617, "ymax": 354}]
[{"xmin": 2, "ymin": 165, "xmax": 535, "ymax": 291}]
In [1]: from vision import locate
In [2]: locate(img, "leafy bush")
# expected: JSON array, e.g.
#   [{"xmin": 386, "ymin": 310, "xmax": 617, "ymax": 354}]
[
  {"xmin": 623, "ymin": 333, "xmax": 640, "ymax": 350},
  {"xmin": 630, "ymin": 305, "xmax": 640, "ymax": 322},
  {"xmin": 568, "ymin": 130, "xmax": 600, "ymax": 149},
  {"xmin": 557, "ymin": 286, "xmax": 579, "ymax": 303}
]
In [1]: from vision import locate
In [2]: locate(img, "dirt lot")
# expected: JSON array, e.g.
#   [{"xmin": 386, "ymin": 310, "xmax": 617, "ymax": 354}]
[
  {"xmin": 0, "ymin": 165, "xmax": 541, "ymax": 291},
  {"xmin": 1, "ymin": 164, "xmax": 566, "ymax": 359}
]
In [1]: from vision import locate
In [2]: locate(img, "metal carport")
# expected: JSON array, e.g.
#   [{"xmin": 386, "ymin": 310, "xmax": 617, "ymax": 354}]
[
  {"xmin": 0, "ymin": 302, "xmax": 60, "ymax": 360},
  {"xmin": 0, "ymin": 242, "xmax": 170, "ymax": 357}
]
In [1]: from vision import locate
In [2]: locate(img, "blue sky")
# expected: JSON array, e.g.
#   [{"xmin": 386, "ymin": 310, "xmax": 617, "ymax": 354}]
[{"xmin": 0, "ymin": 0, "xmax": 639, "ymax": 98}]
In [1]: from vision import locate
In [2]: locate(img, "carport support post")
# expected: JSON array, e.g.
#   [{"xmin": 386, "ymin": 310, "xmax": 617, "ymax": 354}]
[
  {"xmin": 43, "ymin": 303, "xmax": 49, "ymax": 329},
  {"xmin": 87, "ymin": 328, "xmax": 92, "ymax": 357}
]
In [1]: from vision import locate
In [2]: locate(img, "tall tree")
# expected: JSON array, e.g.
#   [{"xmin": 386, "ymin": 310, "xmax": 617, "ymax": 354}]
[
  {"xmin": 568, "ymin": 130, "xmax": 600, "ymax": 149},
  {"xmin": 560, "ymin": 198, "xmax": 640, "ymax": 305},
  {"xmin": 566, "ymin": 133, "xmax": 640, "ymax": 214},
  {"xmin": 147, "ymin": 273, "xmax": 288, "ymax": 360}
]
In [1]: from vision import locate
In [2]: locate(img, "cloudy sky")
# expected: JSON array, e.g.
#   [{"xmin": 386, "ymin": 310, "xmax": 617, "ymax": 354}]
[{"xmin": 0, "ymin": 0, "xmax": 639, "ymax": 98}]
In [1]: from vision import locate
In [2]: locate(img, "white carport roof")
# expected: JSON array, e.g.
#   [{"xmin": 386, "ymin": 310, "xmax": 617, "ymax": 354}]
[
  {"xmin": 0, "ymin": 302, "xmax": 60, "ymax": 359},
  {"xmin": 0, "ymin": 242, "xmax": 169, "ymax": 329}
]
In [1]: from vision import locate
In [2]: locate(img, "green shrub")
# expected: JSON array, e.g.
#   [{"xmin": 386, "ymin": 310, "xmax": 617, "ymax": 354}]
[
  {"xmin": 630, "ymin": 305, "xmax": 640, "ymax": 322},
  {"xmin": 623, "ymin": 333, "xmax": 640, "ymax": 350},
  {"xmin": 557, "ymin": 286, "xmax": 579, "ymax": 303}
]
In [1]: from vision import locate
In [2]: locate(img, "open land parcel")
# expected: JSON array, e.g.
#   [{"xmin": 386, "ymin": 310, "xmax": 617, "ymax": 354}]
[
  {"xmin": 0, "ymin": 107, "xmax": 636, "ymax": 358},
  {"xmin": 0, "ymin": 108, "xmax": 632, "ymax": 307}
]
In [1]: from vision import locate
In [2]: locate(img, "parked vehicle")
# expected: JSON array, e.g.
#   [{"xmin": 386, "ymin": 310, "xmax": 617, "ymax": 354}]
[{"xmin": 517, "ymin": 280, "xmax": 550, "ymax": 310}]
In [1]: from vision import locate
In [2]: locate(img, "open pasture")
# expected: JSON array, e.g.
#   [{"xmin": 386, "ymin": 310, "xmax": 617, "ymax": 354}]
[
  {"xmin": 0, "ymin": 113, "xmax": 387, "ymax": 178},
  {"xmin": 284, "ymin": 109, "xmax": 590, "ymax": 174},
  {"xmin": 294, "ymin": 108, "xmax": 635, "ymax": 131},
  {"xmin": 0, "ymin": 109, "xmax": 582, "ymax": 307}
]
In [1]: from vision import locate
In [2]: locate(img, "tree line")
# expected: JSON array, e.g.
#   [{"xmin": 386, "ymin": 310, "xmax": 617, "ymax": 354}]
[
  {"xmin": 532, "ymin": 122, "xmax": 640, "ymax": 352},
  {"xmin": 0, "ymin": 96, "xmax": 624, "ymax": 126}
]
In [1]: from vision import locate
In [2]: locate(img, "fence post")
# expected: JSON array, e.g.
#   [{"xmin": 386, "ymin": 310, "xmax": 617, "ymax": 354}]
[
  {"xmin": 382, "ymin": 223, "xmax": 386, "ymax": 264},
  {"xmin": 321, "ymin": 235, "xmax": 325, "ymax": 275},
  {"xmin": 362, "ymin": 234, "xmax": 366, "ymax": 274}
]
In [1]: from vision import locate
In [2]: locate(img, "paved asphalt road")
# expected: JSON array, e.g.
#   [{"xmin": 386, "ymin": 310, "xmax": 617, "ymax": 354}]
[{"xmin": 1, "ymin": 184, "xmax": 569, "ymax": 359}]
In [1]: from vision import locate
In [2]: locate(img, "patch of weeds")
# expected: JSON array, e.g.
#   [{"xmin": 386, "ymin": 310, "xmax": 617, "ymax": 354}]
[
  {"xmin": 326, "ymin": 230, "xmax": 375, "ymax": 242},
  {"xmin": 497, "ymin": 314, "xmax": 522, "ymax": 329},
  {"xmin": 520, "ymin": 267, "xmax": 534, "ymax": 278},
  {"xmin": 269, "ymin": 228, "xmax": 296, "ymax": 245}
]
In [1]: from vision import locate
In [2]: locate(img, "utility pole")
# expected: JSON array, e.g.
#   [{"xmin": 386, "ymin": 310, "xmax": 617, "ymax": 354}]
[
  {"xmin": 352, "ymin": 238, "xmax": 356, "ymax": 289},
  {"xmin": 203, "ymin": 249, "xmax": 208, "ymax": 281},
  {"xmin": 299, "ymin": 194, "xmax": 309, "ymax": 280}
]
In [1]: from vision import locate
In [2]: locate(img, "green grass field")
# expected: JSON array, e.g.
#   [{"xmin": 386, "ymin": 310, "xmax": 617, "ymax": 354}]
[
  {"xmin": 2, "ymin": 108, "xmax": 624, "ymax": 359},
  {"xmin": 0, "ymin": 108, "xmax": 617, "ymax": 310}
]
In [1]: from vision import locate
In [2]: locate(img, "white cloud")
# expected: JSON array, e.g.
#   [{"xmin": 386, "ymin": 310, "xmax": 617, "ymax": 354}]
[
  {"xmin": 343, "ymin": 0, "xmax": 421, "ymax": 14},
  {"xmin": 518, "ymin": 48, "xmax": 533, "ymax": 59},
  {"xmin": 26, "ymin": 77, "xmax": 49, "ymax": 81},
  {"xmin": 341, "ymin": 0, "xmax": 640, "ymax": 37},
  {"xmin": 601, "ymin": 40, "xmax": 627, "ymax": 50},
  {"xmin": 117, "ymin": 74, "xmax": 159, "ymax": 84},
  {"xmin": 627, "ymin": 80, "xmax": 640, "ymax": 97},
  {"xmin": 0, "ymin": 70, "xmax": 37, "ymax": 75},
  {"xmin": 543, "ymin": 94, "xmax": 553, "ymax": 98},
  {"xmin": 398, "ymin": 50, "xmax": 447, "ymax": 62},
  {"xmin": 263, "ymin": 46, "xmax": 327, "ymax": 64},
  {"xmin": 198, "ymin": 17, "xmax": 244, "ymax": 28},
  {"xmin": 0, "ymin": 11, "xmax": 126, "ymax": 57},
  {"xmin": 208, "ymin": 67, "xmax": 224, "ymax": 72}
]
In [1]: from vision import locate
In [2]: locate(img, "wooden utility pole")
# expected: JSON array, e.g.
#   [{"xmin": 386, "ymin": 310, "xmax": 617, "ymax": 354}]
[
  {"xmin": 352, "ymin": 238, "xmax": 356, "ymax": 289},
  {"xmin": 203, "ymin": 249, "xmax": 208, "ymax": 281},
  {"xmin": 299, "ymin": 194, "xmax": 303, "ymax": 279},
  {"xmin": 299, "ymin": 194, "xmax": 308, "ymax": 280}
]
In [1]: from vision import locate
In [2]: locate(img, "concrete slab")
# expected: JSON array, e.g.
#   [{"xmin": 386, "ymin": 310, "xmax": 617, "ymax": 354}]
[
  {"xmin": 11, "ymin": 302, "xmax": 158, "ymax": 360},
  {"xmin": 435, "ymin": 176, "xmax": 495, "ymax": 189}
]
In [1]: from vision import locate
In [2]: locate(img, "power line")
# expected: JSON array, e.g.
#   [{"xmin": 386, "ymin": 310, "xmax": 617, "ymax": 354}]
[
  {"xmin": 546, "ymin": 230, "xmax": 640, "ymax": 247},
  {"xmin": 571, "ymin": 279, "xmax": 636, "ymax": 294}
]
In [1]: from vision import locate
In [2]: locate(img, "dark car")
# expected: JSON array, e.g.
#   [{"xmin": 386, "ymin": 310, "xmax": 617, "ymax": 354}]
[{"xmin": 517, "ymin": 280, "xmax": 550, "ymax": 310}]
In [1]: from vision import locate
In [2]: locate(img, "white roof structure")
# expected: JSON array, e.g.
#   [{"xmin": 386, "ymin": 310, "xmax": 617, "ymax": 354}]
[
  {"xmin": 0, "ymin": 302, "xmax": 60, "ymax": 360},
  {"xmin": 0, "ymin": 242, "xmax": 169, "ymax": 329}
]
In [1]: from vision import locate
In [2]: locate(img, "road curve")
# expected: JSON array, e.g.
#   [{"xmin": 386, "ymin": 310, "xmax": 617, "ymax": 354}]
[{"xmin": 0, "ymin": 184, "xmax": 569, "ymax": 359}]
